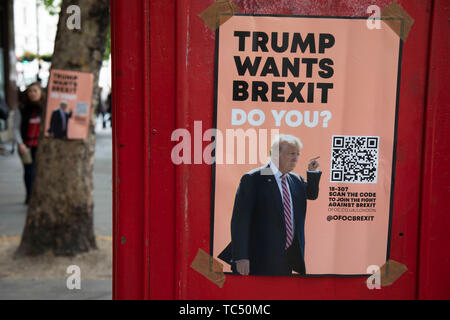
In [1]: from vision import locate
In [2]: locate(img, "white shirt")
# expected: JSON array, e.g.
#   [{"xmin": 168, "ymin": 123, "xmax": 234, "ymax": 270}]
[
  {"xmin": 59, "ymin": 108, "xmax": 67, "ymax": 130},
  {"xmin": 269, "ymin": 162, "xmax": 295, "ymax": 229}
]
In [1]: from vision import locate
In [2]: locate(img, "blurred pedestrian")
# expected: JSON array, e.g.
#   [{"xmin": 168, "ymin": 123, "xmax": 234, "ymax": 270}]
[
  {"xmin": 106, "ymin": 91, "xmax": 112, "ymax": 128},
  {"xmin": 99, "ymin": 88, "xmax": 108, "ymax": 128},
  {"xmin": 0, "ymin": 96, "xmax": 9, "ymax": 121},
  {"xmin": 13, "ymin": 82, "xmax": 45, "ymax": 204}
]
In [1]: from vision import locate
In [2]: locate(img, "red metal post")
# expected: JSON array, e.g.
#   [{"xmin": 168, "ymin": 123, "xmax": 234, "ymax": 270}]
[
  {"xmin": 111, "ymin": 0, "xmax": 146, "ymax": 299},
  {"xmin": 111, "ymin": 0, "xmax": 177, "ymax": 299},
  {"xmin": 417, "ymin": 0, "xmax": 450, "ymax": 300},
  {"xmin": 147, "ymin": 0, "xmax": 177, "ymax": 300}
]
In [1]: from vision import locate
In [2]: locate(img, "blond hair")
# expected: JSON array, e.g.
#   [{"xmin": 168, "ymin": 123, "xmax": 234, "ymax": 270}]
[{"xmin": 270, "ymin": 134, "xmax": 302, "ymax": 157}]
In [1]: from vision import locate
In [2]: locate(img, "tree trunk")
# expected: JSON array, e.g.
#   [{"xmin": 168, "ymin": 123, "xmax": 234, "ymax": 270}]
[{"xmin": 16, "ymin": 0, "xmax": 109, "ymax": 257}]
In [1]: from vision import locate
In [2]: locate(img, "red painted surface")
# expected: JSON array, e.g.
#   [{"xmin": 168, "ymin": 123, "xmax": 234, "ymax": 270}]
[
  {"xmin": 111, "ymin": 0, "xmax": 146, "ymax": 299},
  {"xmin": 111, "ymin": 0, "xmax": 449, "ymax": 299},
  {"xmin": 111, "ymin": 0, "xmax": 177, "ymax": 300},
  {"xmin": 417, "ymin": 0, "xmax": 450, "ymax": 300},
  {"xmin": 147, "ymin": 0, "xmax": 177, "ymax": 300}
]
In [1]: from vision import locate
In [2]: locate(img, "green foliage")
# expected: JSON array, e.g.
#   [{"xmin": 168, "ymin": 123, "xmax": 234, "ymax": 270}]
[
  {"xmin": 18, "ymin": 52, "xmax": 52, "ymax": 62},
  {"xmin": 19, "ymin": 51, "xmax": 38, "ymax": 62},
  {"xmin": 40, "ymin": 53, "xmax": 53, "ymax": 62},
  {"xmin": 104, "ymin": 24, "xmax": 111, "ymax": 61},
  {"xmin": 37, "ymin": 0, "xmax": 61, "ymax": 16}
]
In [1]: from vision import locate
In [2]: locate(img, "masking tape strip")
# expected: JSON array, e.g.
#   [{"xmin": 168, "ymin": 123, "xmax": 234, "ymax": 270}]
[
  {"xmin": 380, "ymin": 259, "xmax": 408, "ymax": 286},
  {"xmin": 381, "ymin": 1, "xmax": 414, "ymax": 42},
  {"xmin": 198, "ymin": 0, "xmax": 240, "ymax": 31},
  {"xmin": 190, "ymin": 248, "xmax": 226, "ymax": 288}
]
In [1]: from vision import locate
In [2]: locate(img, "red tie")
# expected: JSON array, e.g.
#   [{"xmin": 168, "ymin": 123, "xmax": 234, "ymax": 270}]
[{"xmin": 282, "ymin": 175, "xmax": 294, "ymax": 249}]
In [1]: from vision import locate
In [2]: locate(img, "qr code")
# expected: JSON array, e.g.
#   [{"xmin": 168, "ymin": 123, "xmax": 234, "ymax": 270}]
[
  {"xmin": 330, "ymin": 135, "xmax": 379, "ymax": 183},
  {"xmin": 75, "ymin": 102, "xmax": 88, "ymax": 115}
]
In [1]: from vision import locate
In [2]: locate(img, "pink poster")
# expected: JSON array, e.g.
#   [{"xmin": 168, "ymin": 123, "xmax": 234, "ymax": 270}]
[
  {"xmin": 45, "ymin": 69, "xmax": 94, "ymax": 140},
  {"xmin": 212, "ymin": 15, "xmax": 402, "ymax": 276}
]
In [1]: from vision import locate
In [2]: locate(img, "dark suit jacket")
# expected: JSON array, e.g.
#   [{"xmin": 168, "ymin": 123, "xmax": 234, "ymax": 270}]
[
  {"xmin": 219, "ymin": 164, "xmax": 321, "ymax": 276},
  {"xmin": 48, "ymin": 109, "xmax": 72, "ymax": 138}
]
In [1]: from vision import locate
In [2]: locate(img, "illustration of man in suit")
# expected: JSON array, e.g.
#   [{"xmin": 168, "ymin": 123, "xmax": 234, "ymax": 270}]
[
  {"xmin": 220, "ymin": 134, "xmax": 321, "ymax": 276},
  {"xmin": 48, "ymin": 101, "xmax": 72, "ymax": 139}
]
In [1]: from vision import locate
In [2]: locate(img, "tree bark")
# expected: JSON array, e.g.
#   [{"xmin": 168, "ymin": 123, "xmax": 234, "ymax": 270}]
[{"xmin": 16, "ymin": 0, "xmax": 109, "ymax": 257}]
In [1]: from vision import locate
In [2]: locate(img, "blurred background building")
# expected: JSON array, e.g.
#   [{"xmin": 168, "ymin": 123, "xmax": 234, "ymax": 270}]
[
  {"xmin": 0, "ymin": 0, "xmax": 18, "ymax": 109},
  {"xmin": 14, "ymin": 0, "xmax": 58, "ymax": 89}
]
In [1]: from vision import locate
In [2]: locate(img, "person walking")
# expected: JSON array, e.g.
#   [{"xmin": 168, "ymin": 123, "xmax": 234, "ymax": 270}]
[{"xmin": 13, "ymin": 82, "xmax": 45, "ymax": 204}]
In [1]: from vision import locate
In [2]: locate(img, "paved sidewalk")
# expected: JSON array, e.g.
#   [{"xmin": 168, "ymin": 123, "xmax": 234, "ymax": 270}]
[
  {"xmin": 0, "ymin": 279, "xmax": 112, "ymax": 300},
  {"xmin": 0, "ymin": 119, "xmax": 112, "ymax": 300}
]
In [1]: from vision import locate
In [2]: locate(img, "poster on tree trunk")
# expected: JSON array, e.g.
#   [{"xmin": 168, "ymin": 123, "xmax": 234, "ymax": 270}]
[
  {"xmin": 211, "ymin": 15, "xmax": 402, "ymax": 276},
  {"xmin": 44, "ymin": 69, "xmax": 94, "ymax": 140}
]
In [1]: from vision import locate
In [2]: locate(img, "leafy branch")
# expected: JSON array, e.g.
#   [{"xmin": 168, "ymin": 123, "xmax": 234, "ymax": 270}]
[{"xmin": 37, "ymin": 0, "xmax": 62, "ymax": 16}]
